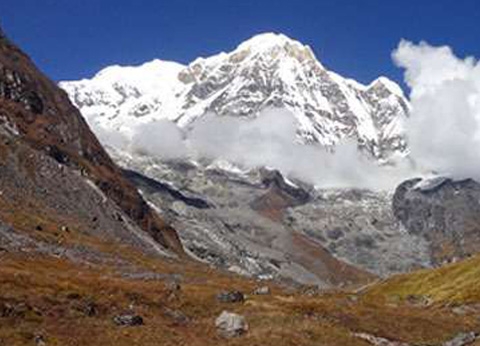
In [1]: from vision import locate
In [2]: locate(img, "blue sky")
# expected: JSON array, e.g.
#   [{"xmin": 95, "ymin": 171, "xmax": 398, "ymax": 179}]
[{"xmin": 1, "ymin": 0, "xmax": 479, "ymax": 88}]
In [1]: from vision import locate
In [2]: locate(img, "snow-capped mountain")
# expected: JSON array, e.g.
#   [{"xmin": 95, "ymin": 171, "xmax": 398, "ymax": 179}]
[{"xmin": 60, "ymin": 32, "xmax": 410, "ymax": 160}]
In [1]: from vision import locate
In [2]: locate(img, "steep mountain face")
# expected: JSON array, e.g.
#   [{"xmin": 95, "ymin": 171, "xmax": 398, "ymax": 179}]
[
  {"xmin": 60, "ymin": 33, "xmax": 410, "ymax": 160},
  {"xmin": 109, "ymin": 149, "xmax": 433, "ymax": 285},
  {"xmin": 393, "ymin": 177, "xmax": 480, "ymax": 266},
  {"xmin": 0, "ymin": 26, "xmax": 181, "ymax": 253}
]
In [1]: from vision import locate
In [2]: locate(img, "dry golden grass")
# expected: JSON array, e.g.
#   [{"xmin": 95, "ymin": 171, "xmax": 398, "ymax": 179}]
[
  {"xmin": 365, "ymin": 254, "xmax": 480, "ymax": 304},
  {"xmin": 0, "ymin": 242, "xmax": 479, "ymax": 346}
]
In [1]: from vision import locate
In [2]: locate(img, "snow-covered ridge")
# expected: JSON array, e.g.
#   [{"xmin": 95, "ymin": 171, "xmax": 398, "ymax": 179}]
[{"xmin": 60, "ymin": 32, "xmax": 410, "ymax": 160}]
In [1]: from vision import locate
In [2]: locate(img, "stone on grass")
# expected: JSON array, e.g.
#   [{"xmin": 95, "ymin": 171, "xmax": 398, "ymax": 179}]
[
  {"xmin": 113, "ymin": 313, "xmax": 144, "ymax": 327},
  {"xmin": 443, "ymin": 332, "xmax": 478, "ymax": 346},
  {"xmin": 216, "ymin": 290, "xmax": 244, "ymax": 303},
  {"xmin": 252, "ymin": 286, "xmax": 270, "ymax": 295},
  {"xmin": 215, "ymin": 311, "xmax": 248, "ymax": 338}
]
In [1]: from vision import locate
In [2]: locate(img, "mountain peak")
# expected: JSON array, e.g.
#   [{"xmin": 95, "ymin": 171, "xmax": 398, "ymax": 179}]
[
  {"xmin": 369, "ymin": 76, "xmax": 406, "ymax": 97},
  {"xmin": 61, "ymin": 34, "xmax": 409, "ymax": 160},
  {"xmin": 233, "ymin": 32, "xmax": 318, "ymax": 64},
  {"xmin": 237, "ymin": 32, "xmax": 298, "ymax": 50}
]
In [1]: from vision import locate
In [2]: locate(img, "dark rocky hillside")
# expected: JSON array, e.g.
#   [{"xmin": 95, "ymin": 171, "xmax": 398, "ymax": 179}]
[
  {"xmin": 393, "ymin": 177, "xmax": 480, "ymax": 265},
  {"xmin": 0, "ymin": 27, "xmax": 181, "ymax": 253}
]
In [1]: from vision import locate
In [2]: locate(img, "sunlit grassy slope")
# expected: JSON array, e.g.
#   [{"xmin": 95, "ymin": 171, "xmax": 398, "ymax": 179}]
[{"xmin": 366, "ymin": 254, "xmax": 480, "ymax": 304}]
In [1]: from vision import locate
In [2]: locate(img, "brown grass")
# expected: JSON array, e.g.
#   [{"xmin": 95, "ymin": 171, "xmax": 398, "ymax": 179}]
[{"xmin": 0, "ymin": 241, "xmax": 478, "ymax": 346}]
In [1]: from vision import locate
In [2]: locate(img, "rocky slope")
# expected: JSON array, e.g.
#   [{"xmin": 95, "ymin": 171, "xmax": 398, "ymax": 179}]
[
  {"xmin": 393, "ymin": 177, "xmax": 480, "ymax": 266},
  {"xmin": 0, "ymin": 27, "xmax": 181, "ymax": 253},
  {"xmin": 60, "ymin": 32, "xmax": 410, "ymax": 161},
  {"xmin": 113, "ymin": 150, "xmax": 480, "ymax": 285},
  {"xmin": 115, "ymin": 152, "xmax": 374, "ymax": 287},
  {"xmin": 110, "ymin": 149, "xmax": 434, "ymax": 285}
]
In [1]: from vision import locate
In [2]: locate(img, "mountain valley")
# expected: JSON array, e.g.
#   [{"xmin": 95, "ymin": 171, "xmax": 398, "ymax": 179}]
[{"xmin": 0, "ymin": 25, "xmax": 480, "ymax": 346}]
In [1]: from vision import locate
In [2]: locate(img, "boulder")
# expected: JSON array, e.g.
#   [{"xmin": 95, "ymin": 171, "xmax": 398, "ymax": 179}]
[
  {"xmin": 113, "ymin": 313, "xmax": 144, "ymax": 327},
  {"xmin": 34, "ymin": 335, "xmax": 46, "ymax": 346},
  {"xmin": 215, "ymin": 311, "xmax": 248, "ymax": 338},
  {"xmin": 451, "ymin": 303, "xmax": 480, "ymax": 316},
  {"xmin": 252, "ymin": 286, "xmax": 270, "ymax": 295},
  {"xmin": 405, "ymin": 294, "xmax": 432, "ymax": 307},
  {"xmin": 443, "ymin": 332, "xmax": 478, "ymax": 346},
  {"xmin": 164, "ymin": 308, "xmax": 189, "ymax": 325},
  {"xmin": 216, "ymin": 290, "xmax": 245, "ymax": 303},
  {"xmin": 353, "ymin": 332, "xmax": 409, "ymax": 346},
  {"xmin": 165, "ymin": 280, "xmax": 181, "ymax": 292}
]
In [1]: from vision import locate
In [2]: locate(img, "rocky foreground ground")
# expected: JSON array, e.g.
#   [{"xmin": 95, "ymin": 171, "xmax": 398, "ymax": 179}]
[{"xmin": 1, "ymin": 232, "xmax": 480, "ymax": 345}]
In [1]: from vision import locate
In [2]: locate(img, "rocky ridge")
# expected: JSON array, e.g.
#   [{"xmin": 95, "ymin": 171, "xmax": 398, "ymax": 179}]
[{"xmin": 0, "ymin": 28, "xmax": 182, "ymax": 253}]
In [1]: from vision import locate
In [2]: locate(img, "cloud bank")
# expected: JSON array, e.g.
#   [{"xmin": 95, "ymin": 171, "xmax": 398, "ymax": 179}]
[
  {"xmin": 93, "ymin": 108, "xmax": 407, "ymax": 190},
  {"xmin": 394, "ymin": 40, "xmax": 480, "ymax": 180},
  {"xmin": 91, "ymin": 40, "xmax": 480, "ymax": 190},
  {"xmin": 187, "ymin": 109, "xmax": 408, "ymax": 189}
]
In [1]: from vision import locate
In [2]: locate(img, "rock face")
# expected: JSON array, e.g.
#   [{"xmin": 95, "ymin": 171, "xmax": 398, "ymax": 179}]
[
  {"xmin": 117, "ymin": 151, "xmax": 380, "ymax": 286},
  {"xmin": 0, "ymin": 26, "xmax": 181, "ymax": 253},
  {"xmin": 60, "ymin": 32, "xmax": 409, "ymax": 161},
  {"xmin": 110, "ymin": 150, "xmax": 435, "ymax": 285},
  {"xmin": 215, "ymin": 311, "xmax": 248, "ymax": 338},
  {"xmin": 393, "ymin": 177, "xmax": 480, "ymax": 265},
  {"xmin": 286, "ymin": 188, "xmax": 431, "ymax": 277},
  {"xmin": 251, "ymin": 168, "xmax": 311, "ymax": 221}
]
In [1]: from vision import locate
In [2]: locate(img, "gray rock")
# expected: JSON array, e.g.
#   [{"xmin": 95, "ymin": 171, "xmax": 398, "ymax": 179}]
[
  {"xmin": 405, "ymin": 294, "xmax": 432, "ymax": 307},
  {"xmin": 165, "ymin": 280, "xmax": 181, "ymax": 292},
  {"xmin": 215, "ymin": 311, "xmax": 248, "ymax": 338},
  {"xmin": 217, "ymin": 291, "xmax": 245, "ymax": 303},
  {"xmin": 443, "ymin": 332, "xmax": 478, "ymax": 346},
  {"xmin": 326, "ymin": 228, "xmax": 344, "ymax": 240},
  {"xmin": 34, "ymin": 335, "xmax": 46, "ymax": 346},
  {"xmin": 164, "ymin": 308, "xmax": 189, "ymax": 325},
  {"xmin": 113, "ymin": 314, "xmax": 144, "ymax": 327},
  {"xmin": 353, "ymin": 332, "xmax": 409, "ymax": 346},
  {"xmin": 287, "ymin": 188, "xmax": 430, "ymax": 277},
  {"xmin": 252, "ymin": 286, "xmax": 271, "ymax": 295},
  {"xmin": 451, "ymin": 304, "xmax": 480, "ymax": 316}
]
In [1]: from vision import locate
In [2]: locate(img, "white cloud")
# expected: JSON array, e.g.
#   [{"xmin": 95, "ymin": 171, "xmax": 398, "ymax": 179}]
[
  {"xmin": 122, "ymin": 108, "xmax": 408, "ymax": 190},
  {"xmin": 88, "ymin": 120, "xmax": 130, "ymax": 152},
  {"xmin": 393, "ymin": 40, "xmax": 480, "ymax": 180},
  {"xmin": 131, "ymin": 119, "xmax": 188, "ymax": 159}
]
